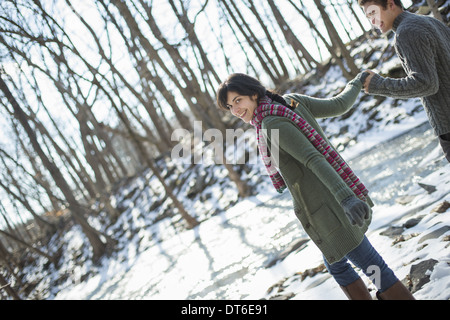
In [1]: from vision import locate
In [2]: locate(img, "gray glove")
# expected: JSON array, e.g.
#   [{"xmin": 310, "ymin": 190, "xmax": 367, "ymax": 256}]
[
  {"xmin": 358, "ymin": 71, "xmax": 370, "ymax": 86},
  {"xmin": 340, "ymin": 196, "xmax": 370, "ymax": 227}
]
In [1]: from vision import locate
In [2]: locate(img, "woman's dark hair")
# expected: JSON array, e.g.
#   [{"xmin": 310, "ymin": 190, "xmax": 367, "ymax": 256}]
[{"xmin": 216, "ymin": 73, "xmax": 295, "ymax": 111}]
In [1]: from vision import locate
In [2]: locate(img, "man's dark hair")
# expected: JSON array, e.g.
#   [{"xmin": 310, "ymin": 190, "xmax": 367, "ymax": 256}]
[{"xmin": 358, "ymin": 0, "xmax": 404, "ymax": 9}]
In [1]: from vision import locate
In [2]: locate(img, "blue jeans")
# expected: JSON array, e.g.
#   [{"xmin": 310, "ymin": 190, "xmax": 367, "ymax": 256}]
[{"xmin": 323, "ymin": 236, "xmax": 398, "ymax": 293}]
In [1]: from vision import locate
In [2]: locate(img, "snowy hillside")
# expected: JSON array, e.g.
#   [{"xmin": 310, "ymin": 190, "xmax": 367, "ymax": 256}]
[{"xmin": 17, "ymin": 31, "xmax": 450, "ymax": 301}]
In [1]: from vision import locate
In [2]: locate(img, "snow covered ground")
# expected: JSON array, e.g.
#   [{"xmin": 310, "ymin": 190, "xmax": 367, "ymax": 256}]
[
  {"xmin": 44, "ymin": 112, "xmax": 449, "ymax": 300},
  {"xmin": 22, "ymin": 35, "xmax": 450, "ymax": 300}
]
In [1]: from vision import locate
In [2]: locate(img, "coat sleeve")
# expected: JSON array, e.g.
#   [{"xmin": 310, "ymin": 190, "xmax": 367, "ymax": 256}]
[
  {"xmin": 262, "ymin": 117, "xmax": 355, "ymax": 204},
  {"xmin": 368, "ymin": 29, "xmax": 439, "ymax": 98},
  {"xmin": 284, "ymin": 77, "xmax": 362, "ymax": 119}
]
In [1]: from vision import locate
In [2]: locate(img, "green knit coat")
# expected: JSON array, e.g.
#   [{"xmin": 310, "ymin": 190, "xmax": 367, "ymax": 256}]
[{"xmin": 261, "ymin": 78, "xmax": 373, "ymax": 264}]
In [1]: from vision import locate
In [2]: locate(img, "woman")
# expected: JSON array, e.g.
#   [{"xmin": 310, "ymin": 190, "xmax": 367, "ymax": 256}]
[{"xmin": 216, "ymin": 73, "xmax": 414, "ymax": 300}]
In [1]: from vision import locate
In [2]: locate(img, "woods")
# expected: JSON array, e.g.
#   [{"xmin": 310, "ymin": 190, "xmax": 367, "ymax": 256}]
[{"xmin": 0, "ymin": 0, "xmax": 446, "ymax": 300}]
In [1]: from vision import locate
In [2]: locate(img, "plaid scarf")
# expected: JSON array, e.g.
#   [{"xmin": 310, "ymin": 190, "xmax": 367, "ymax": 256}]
[{"xmin": 250, "ymin": 96, "xmax": 369, "ymax": 201}]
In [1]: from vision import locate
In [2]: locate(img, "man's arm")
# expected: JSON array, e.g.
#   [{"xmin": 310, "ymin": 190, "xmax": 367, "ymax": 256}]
[{"xmin": 363, "ymin": 30, "xmax": 439, "ymax": 98}]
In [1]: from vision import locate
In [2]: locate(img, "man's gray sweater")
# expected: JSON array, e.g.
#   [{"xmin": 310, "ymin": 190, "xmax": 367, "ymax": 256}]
[{"xmin": 368, "ymin": 11, "xmax": 450, "ymax": 137}]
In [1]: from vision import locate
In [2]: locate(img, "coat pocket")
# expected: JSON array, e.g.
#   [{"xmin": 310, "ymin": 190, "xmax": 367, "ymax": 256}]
[{"xmin": 309, "ymin": 203, "xmax": 341, "ymax": 236}]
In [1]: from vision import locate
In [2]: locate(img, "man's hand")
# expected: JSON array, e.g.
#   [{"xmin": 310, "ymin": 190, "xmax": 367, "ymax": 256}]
[{"xmin": 362, "ymin": 70, "xmax": 377, "ymax": 93}]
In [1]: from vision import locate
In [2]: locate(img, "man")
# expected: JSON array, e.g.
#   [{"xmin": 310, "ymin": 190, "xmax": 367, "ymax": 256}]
[{"xmin": 358, "ymin": 0, "xmax": 450, "ymax": 162}]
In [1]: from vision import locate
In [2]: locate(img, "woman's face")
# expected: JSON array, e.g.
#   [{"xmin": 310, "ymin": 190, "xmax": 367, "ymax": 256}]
[{"xmin": 226, "ymin": 91, "xmax": 258, "ymax": 123}]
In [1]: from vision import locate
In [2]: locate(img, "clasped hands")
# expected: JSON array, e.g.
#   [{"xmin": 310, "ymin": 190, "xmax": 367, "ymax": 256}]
[{"xmin": 360, "ymin": 70, "xmax": 377, "ymax": 93}]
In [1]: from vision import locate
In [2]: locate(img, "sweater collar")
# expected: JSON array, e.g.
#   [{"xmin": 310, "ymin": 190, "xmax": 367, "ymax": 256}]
[{"xmin": 392, "ymin": 11, "xmax": 409, "ymax": 32}]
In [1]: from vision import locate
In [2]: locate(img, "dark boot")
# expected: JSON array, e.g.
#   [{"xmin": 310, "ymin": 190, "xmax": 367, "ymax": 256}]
[
  {"xmin": 376, "ymin": 281, "xmax": 415, "ymax": 300},
  {"xmin": 340, "ymin": 278, "xmax": 372, "ymax": 300}
]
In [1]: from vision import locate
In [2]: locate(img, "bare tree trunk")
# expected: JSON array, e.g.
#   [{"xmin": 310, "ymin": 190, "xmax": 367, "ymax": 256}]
[
  {"xmin": 330, "ymin": 0, "xmax": 352, "ymax": 41},
  {"xmin": 67, "ymin": 0, "xmax": 192, "ymax": 133},
  {"xmin": 312, "ymin": 0, "xmax": 360, "ymax": 78},
  {"xmin": 267, "ymin": 0, "xmax": 321, "ymax": 72},
  {"xmin": 108, "ymin": 97, "xmax": 200, "ymax": 228},
  {"xmin": 0, "ymin": 229, "xmax": 56, "ymax": 265},
  {"xmin": 0, "ymin": 75, "xmax": 107, "ymax": 262},
  {"xmin": 288, "ymin": 0, "xmax": 355, "ymax": 77},
  {"xmin": 219, "ymin": 0, "xmax": 281, "ymax": 84},
  {"xmin": 0, "ymin": 239, "xmax": 23, "ymax": 287},
  {"xmin": 243, "ymin": 0, "xmax": 290, "ymax": 81},
  {"xmin": 0, "ymin": 178, "xmax": 56, "ymax": 237},
  {"xmin": 106, "ymin": 0, "xmax": 250, "ymax": 199},
  {"xmin": 0, "ymin": 146, "xmax": 58, "ymax": 234},
  {"xmin": 426, "ymin": 0, "xmax": 444, "ymax": 22},
  {"xmin": 168, "ymin": 0, "xmax": 222, "ymax": 85},
  {"xmin": 346, "ymin": 0, "xmax": 368, "ymax": 36},
  {"xmin": 36, "ymin": 105, "xmax": 100, "ymax": 200},
  {"xmin": 217, "ymin": 8, "xmax": 261, "ymax": 77},
  {"xmin": 0, "ymin": 272, "xmax": 21, "ymax": 300},
  {"xmin": 166, "ymin": 0, "xmax": 251, "ymax": 197},
  {"xmin": 0, "ymin": 203, "xmax": 24, "ymax": 243},
  {"xmin": 131, "ymin": 0, "xmax": 226, "ymax": 132}
]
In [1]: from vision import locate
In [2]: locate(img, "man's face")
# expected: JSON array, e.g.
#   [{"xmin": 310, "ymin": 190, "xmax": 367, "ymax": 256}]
[{"xmin": 362, "ymin": 2, "xmax": 396, "ymax": 33}]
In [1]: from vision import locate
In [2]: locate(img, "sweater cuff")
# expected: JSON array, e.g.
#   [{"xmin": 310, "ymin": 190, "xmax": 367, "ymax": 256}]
[
  {"xmin": 334, "ymin": 184, "xmax": 358, "ymax": 204},
  {"xmin": 367, "ymin": 73, "xmax": 384, "ymax": 94},
  {"xmin": 349, "ymin": 75, "xmax": 363, "ymax": 90}
]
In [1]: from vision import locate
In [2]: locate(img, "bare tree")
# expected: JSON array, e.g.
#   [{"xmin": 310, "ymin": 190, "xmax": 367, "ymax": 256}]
[
  {"xmin": 218, "ymin": 0, "xmax": 282, "ymax": 84},
  {"xmin": 0, "ymin": 74, "xmax": 108, "ymax": 262},
  {"xmin": 426, "ymin": 0, "xmax": 444, "ymax": 22},
  {"xmin": 312, "ymin": 0, "xmax": 360, "ymax": 78},
  {"xmin": 0, "ymin": 0, "xmax": 375, "ymax": 278},
  {"xmin": 242, "ymin": 0, "xmax": 290, "ymax": 81},
  {"xmin": 286, "ymin": 0, "xmax": 354, "ymax": 78},
  {"xmin": 267, "ymin": 0, "xmax": 321, "ymax": 73},
  {"xmin": 0, "ymin": 271, "xmax": 21, "ymax": 300}
]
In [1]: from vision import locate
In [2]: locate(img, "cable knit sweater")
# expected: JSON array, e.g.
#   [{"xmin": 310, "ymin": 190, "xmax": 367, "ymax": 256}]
[{"xmin": 368, "ymin": 11, "xmax": 450, "ymax": 136}]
